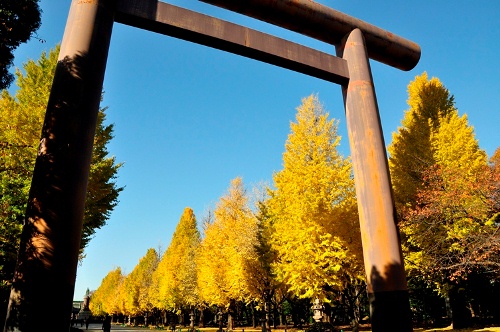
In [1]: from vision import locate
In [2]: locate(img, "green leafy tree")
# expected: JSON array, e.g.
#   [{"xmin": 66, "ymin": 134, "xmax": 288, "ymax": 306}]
[
  {"xmin": 0, "ymin": 45, "xmax": 123, "ymax": 324},
  {"xmin": 249, "ymin": 196, "xmax": 292, "ymax": 330},
  {"xmin": 0, "ymin": 0, "xmax": 42, "ymax": 89},
  {"xmin": 0, "ymin": 46, "xmax": 56, "ymax": 324},
  {"xmin": 248, "ymin": 198, "xmax": 280, "ymax": 303},
  {"xmin": 266, "ymin": 94, "xmax": 363, "ymax": 307},
  {"xmin": 81, "ymin": 106, "xmax": 123, "ymax": 253}
]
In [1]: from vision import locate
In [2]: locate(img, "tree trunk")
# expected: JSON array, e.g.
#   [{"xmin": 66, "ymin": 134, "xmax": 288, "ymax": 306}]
[
  {"xmin": 350, "ymin": 287, "xmax": 361, "ymax": 332},
  {"xmin": 273, "ymin": 303, "xmax": 279, "ymax": 328},
  {"xmin": 199, "ymin": 307, "xmax": 205, "ymax": 328},
  {"xmin": 227, "ymin": 299, "xmax": 237, "ymax": 331},
  {"xmin": 289, "ymin": 301, "xmax": 298, "ymax": 328},
  {"xmin": 252, "ymin": 303, "xmax": 257, "ymax": 328}
]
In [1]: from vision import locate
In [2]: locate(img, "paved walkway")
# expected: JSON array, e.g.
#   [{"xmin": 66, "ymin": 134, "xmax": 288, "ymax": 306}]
[
  {"xmin": 73, "ymin": 325, "xmax": 264, "ymax": 332},
  {"xmin": 72, "ymin": 323, "xmax": 151, "ymax": 331}
]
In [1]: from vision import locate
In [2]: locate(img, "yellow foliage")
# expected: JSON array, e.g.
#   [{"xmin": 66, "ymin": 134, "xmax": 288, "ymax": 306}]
[
  {"xmin": 431, "ymin": 110, "xmax": 488, "ymax": 188},
  {"xmin": 151, "ymin": 208, "xmax": 200, "ymax": 311},
  {"xmin": 395, "ymin": 73, "xmax": 496, "ymax": 286},
  {"xmin": 388, "ymin": 72, "xmax": 456, "ymax": 207},
  {"xmin": 267, "ymin": 94, "xmax": 363, "ymax": 302},
  {"xmin": 90, "ymin": 267, "xmax": 125, "ymax": 315},
  {"xmin": 197, "ymin": 178, "xmax": 259, "ymax": 307}
]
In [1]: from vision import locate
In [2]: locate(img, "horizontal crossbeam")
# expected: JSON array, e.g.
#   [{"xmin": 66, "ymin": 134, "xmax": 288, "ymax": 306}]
[
  {"xmin": 115, "ymin": 0, "xmax": 350, "ymax": 85},
  {"xmin": 199, "ymin": 0, "xmax": 421, "ymax": 71}
]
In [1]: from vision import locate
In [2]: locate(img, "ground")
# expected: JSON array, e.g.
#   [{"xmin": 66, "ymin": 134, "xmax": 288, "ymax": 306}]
[{"xmin": 69, "ymin": 324, "xmax": 500, "ymax": 332}]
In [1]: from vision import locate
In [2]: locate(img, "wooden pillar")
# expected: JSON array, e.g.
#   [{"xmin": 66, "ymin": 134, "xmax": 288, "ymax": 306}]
[
  {"xmin": 337, "ymin": 28, "xmax": 412, "ymax": 332},
  {"xmin": 4, "ymin": 0, "xmax": 114, "ymax": 330}
]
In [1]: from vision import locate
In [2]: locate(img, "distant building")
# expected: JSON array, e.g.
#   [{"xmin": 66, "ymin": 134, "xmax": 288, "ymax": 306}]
[
  {"xmin": 71, "ymin": 301, "xmax": 83, "ymax": 321},
  {"xmin": 73, "ymin": 301, "xmax": 84, "ymax": 311}
]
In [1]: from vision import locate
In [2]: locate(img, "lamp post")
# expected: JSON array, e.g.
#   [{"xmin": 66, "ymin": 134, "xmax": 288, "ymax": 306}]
[
  {"xmin": 190, "ymin": 310, "xmax": 195, "ymax": 331},
  {"xmin": 312, "ymin": 299, "xmax": 324, "ymax": 323}
]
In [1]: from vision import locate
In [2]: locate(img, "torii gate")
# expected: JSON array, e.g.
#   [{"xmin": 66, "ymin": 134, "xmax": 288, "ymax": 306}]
[{"xmin": 3, "ymin": 0, "xmax": 420, "ymax": 331}]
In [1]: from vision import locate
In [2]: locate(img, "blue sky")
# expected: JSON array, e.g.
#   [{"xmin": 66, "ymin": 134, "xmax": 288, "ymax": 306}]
[{"xmin": 11, "ymin": 0, "xmax": 500, "ymax": 301}]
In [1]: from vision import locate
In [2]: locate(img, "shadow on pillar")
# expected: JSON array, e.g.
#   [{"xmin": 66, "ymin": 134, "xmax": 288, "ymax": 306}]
[
  {"xmin": 368, "ymin": 263, "xmax": 412, "ymax": 332},
  {"xmin": 4, "ymin": 52, "xmax": 95, "ymax": 331}
]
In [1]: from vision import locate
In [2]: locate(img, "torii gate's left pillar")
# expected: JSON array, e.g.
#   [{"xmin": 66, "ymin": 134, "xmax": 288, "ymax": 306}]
[{"xmin": 4, "ymin": 0, "xmax": 114, "ymax": 330}]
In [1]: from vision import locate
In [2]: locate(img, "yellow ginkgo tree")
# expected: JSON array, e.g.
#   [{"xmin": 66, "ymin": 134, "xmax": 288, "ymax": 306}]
[
  {"xmin": 90, "ymin": 267, "xmax": 125, "ymax": 317},
  {"xmin": 150, "ymin": 207, "xmax": 200, "ymax": 321},
  {"xmin": 401, "ymin": 110, "xmax": 495, "ymax": 281},
  {"xmin": 197, "ymin": 177, "xmax": 259, "ymax": 330},
  {"xmin": 391, "ymin": 73, "xmax": 500, "ymax": 329},
  {"xmin": 266, "ymin": 94, "xmax": 363, "ymax": 306},
  {"xmin": 388, "ymin": 72, "xmax": 455, "ymax": 208},
  {"xmin": 121, "ymin": 248, "xmax": 160, "ymax": 324}
]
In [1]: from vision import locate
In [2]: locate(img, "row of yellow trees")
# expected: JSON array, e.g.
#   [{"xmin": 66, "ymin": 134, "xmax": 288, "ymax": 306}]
[
  {"xmin": 90, "ymin": 72, "xmax": 500, "ymax": 329},
  {"xmin": 2, "ymin": 41, "xmax": 498, "ymax": 329},
  {"xmin": 89, "ymin": 95, "xmax": 366, "ymax": 329}
]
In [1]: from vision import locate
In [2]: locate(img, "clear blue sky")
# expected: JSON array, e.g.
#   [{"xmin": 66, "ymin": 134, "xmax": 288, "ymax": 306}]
[{"xmin": 11, "ymin": 0, "xmax": 500, "ymax": 301}]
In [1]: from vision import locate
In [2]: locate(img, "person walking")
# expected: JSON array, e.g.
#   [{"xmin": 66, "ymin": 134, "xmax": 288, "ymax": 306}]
[
  {"xmin": 84, "ymin": 317, "xmax": 90, "ymax": 330},
  {"xmin": 102, "ymin": 314, "xmax": 111, "ymax": 332}
]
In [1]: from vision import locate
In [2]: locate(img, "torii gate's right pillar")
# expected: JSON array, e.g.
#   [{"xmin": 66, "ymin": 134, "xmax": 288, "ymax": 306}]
[{"xmin": 337, "ymin": 28, "xmax": 412, "ymax": 332}]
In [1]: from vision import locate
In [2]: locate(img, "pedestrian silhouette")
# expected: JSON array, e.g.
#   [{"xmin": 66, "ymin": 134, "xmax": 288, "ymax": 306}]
[{"xmin": 102, "ymin": 314, "xmax": 111, "ymax": 332}]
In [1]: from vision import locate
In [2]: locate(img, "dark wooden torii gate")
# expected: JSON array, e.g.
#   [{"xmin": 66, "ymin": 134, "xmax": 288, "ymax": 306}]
[{"xmin": 3, "ymin": 0, "xmax": 420, "ymax": 331}]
